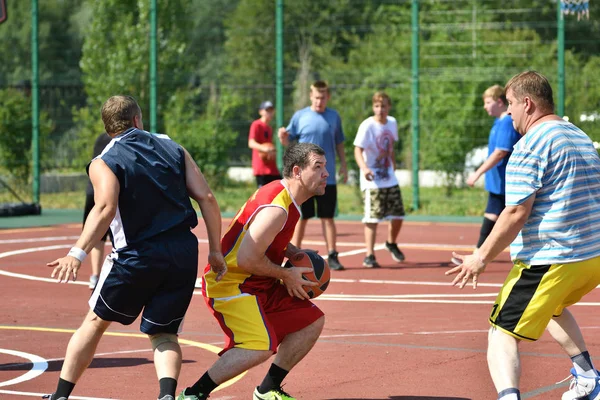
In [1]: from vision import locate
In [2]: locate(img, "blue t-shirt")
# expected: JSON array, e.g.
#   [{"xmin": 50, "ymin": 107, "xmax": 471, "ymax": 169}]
[
  {"xmin": 286, "ymin": 107, "xmax": 345, "ymax": 185},
  {"xmin": 485, "ymin": 115, "xmax": 521, "ymax": 195},
  {"xmin": 93, "ymin": 128, "xmax": 198, "ymax": 250}
]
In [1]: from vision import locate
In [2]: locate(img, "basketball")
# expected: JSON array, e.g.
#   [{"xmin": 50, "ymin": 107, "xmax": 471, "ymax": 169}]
[
  {"xmin": 284, "ymin": 250, "xmax": 330, "ymax": 299},
  {"xmin": 259, "ymin": 142, "xmax": 276, "ymax": 162}
]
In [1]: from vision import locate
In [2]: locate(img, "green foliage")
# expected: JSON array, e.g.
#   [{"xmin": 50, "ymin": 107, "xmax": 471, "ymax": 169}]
[
  {"xmin": 163, "ymin": 88, "xmax": 239, "ymax": 188},
  {"xmin": 0, "ymin": 89, "xmax": 52, "ymax": 184}
]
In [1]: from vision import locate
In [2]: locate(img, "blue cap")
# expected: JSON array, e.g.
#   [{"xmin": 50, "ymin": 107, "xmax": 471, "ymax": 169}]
[{"xmin": 259, "ymin": 101, "xmax": 274, "ymax": 110}]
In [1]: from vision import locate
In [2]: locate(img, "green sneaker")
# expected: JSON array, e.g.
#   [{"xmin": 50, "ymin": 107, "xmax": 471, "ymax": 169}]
[
  {"xmin": 253, "ymin": 386, "xmax": 296, "ymax": 400},
  {"xmin": 176, "ymin": 389, "xmax": 208, "ymax": 400}
]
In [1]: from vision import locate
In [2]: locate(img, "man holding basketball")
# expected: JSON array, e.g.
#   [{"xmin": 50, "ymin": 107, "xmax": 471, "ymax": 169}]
[
  {"xmin": 178, "ymin": 143, "xmax": 327, "ymax": 400},
  {"xmin": 248, "ymin": 100, "xmax": 281, "ymax": 187}
]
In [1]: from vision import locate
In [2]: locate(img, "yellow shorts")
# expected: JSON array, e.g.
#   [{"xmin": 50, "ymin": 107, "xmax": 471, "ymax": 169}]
[
  {"xmin": 489, "ymin": 256, "xmax": 600, "ymax": 341},
  {"xmin": 206, "ymin": 282, "xmax": 323, "ymax": 355}
]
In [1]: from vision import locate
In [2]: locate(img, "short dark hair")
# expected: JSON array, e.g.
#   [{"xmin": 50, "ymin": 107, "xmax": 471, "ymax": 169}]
[
  {"xmin": 101, "ymin": 95, "xmax": 142, "ymax": 135},
  {"xmin": 310, "ymin": 80, "xmax": 329, "ymax": 94},
  {"xmin": 505, "ymin": 71, "xmax": 554, "ymax": 112},
  {"xmin": 282, "ymin": 143, "xmax": 326, "ymax": 178}
]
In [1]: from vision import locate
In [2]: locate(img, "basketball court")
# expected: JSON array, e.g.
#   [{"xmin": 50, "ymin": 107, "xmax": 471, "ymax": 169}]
[{"xmin": 1, "ymin": 219, "xmax": 599, "ymax": 399}]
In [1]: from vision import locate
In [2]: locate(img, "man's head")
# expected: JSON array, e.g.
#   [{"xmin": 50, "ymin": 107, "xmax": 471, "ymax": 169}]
[
  {"xmin": 259, "ymin": 100, "xmax": 275, "ymax": 121},
  {"xmin": 505, "ymin": 71, "xmax": 554, "ymax": 134},
  {"xmin": 101, "ymin": 95, "xmax": 143, "ymax": 136},
  {"xmin": 309, "ymin": 80, "xmax": 330, "ymax": 113},
  {"xmin": 372, "ymin": 91, "xmax": 391, "ymax": 120},
  {"xmin": 283, "ymin": 143, "xmax": 328, "ymax": 197},
  {"xmin": 482, "ymin": 85, "xmax": 508, "ymax": 118}
]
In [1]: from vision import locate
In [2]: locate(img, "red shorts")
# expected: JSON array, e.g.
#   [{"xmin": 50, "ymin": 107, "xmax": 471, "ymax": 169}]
[{"xmin": 205, "ymin": 281, "xmax": 324, "ymax": 355}]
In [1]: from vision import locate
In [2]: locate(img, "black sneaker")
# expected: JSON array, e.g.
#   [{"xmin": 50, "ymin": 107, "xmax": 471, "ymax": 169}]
[
  {"xmin": 362, "ymin": 254, "xmax": 380, "ymax": 268},
  {"xmin": 385, "ymin": 242, "xmax": 405, "ymax": 262},
  {"xmin": 327, "ymin": 251, "xmax": 345, "ymax": 271},
  {"xmin": 42, "ymin": 396, "xmax": 66, "ymax": 400}
]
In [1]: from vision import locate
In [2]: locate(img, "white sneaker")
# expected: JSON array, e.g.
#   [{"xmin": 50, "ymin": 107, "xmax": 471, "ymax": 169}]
[
  {"xmin": 89, "ymin": 275, "xmax": 99, "ymax": 290},
  {"xmin": 562, "ymin": 368, "xmax": 600, "ymax": 400}
]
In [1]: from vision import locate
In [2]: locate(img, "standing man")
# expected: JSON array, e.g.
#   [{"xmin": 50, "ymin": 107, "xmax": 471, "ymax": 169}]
[
  {"xmin": 278, "ymin": 80, "xmax": 347, "ymax": 271},
  {"xmin": 82, "ymin": 132, "xmax": 113, "ymax": 289},
  {"xmin": 467, "ymin": 84, "xmax": 521, "ymax": 250},
  {"xmin": 178, "ymin": 143, "xmax": 327, "ymax": 400},
  {"xmin": 248, "ymin": 100, "xmax": 281, "ymax": 187},
  {"xmin": 447, "ymin": 71, "xmax": 600, "ymax": 400},
  {"xmin": 353, "ymin": 91, "xmax": 406, "ymax": 268},
  {"xmin": 45, "ymin": 95, "xmax": 226, "ymax": 400}
]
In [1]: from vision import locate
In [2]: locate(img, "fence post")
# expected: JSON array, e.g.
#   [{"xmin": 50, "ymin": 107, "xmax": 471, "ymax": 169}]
[
  {"xmin": 411, "ymin": 0, "xmax": 420, "ymax": 210},
  {"xmin": 150, "ymin": 0, "xmax": 158, "ymax": 132},
  {"xmin": 557, "ymin": 0, "xmax": 565, "ymax": 117},
  {"xmin": 31, "ymin": 0, "xmax": 40, "ymax": 204},
  {"xmin": 275, "ymin": 0, "xmax": 284, "ymax": 170}
]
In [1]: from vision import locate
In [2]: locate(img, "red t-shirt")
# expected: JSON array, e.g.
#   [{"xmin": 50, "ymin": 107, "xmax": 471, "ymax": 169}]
[{"xmin": 249, "ymin": 119, "xmax": 279, "ymax": 176}]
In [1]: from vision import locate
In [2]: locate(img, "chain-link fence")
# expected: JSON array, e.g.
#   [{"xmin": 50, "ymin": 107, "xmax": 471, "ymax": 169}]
[{"xmin": 0, "ymin": 0, "xmax": 598, "ymax": 214}]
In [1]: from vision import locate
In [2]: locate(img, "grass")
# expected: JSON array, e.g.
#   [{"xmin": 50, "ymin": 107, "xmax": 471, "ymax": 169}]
[{"xmin": 1, "ymin": 181, "xmax": 488, "ymax": 217}]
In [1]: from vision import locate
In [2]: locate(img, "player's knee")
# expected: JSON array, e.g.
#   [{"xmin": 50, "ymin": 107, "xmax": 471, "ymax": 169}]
[{"xmin": 149, "ymin": 333, "xmax": 179, "ymax": 351}]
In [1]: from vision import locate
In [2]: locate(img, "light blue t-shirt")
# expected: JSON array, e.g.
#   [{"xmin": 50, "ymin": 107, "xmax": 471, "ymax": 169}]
[
  {"xmin": 505, "ymin": 120, "xmax": 600, "ymax": 265},
  {"xmin": 485, "ymin": 114, "xmax": 521, "ymax": 195},
  {"xmin": 286, "ymin": 107, "xmax": 345, "ymax": 185}
]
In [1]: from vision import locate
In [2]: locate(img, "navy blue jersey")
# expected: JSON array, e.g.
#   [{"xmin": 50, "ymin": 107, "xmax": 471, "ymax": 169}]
[{"xmin": 90, "ymin": 128, "xmax": 198, "ymax": 250}]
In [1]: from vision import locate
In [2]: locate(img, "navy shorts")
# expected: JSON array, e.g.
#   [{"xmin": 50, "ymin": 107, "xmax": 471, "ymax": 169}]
[
  {"xmin": 301, "ymin": 184, "xmax": 337, "ymax": 219},
  {"xmin": 89, "ymin": 228, "xmax": 198, "ymax": 334},
  {"xmin": 485, "ymin": 192, "xmax": 506, "ymax": 216}
]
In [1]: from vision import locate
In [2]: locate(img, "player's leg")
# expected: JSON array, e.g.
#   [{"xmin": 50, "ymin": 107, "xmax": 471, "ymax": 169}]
[
  {"xmin": 362, "ymin": 188, "xmax": 380, "ymax": 268},
  {"xmin": 144, "ymin": 230, "xmax": 198, "ymax": 399},
  {"xmin": 477, "ymin": 193, "xmax": 504, "ymax": 249},
  {"xmin": 273, "ymin": 315, "xmax": 324, "ymax": 370},
  {"xmin": 546, "ymin": 257, "xmax": 600, "ymax": 400},
  {"xmin": 49, "ymin": 309, "xmax": 111, "ymax": 399},
  {"xmin": 253, "ymin": 286, "xmax": 325, "ymax": 399},
  {"xmin": 487, "ymin": 327, "xmax": 522, "ymax": 398},
  {"xmin": 180, "ymin": 294, "xmax": 277, "ymax": 399},
  {"xmin": 382, "ymin": 187, "xmax": 406, "ymax": 262},
  {"xmin": 317, "ymin": 185, "xmax": 344, "ymax": 271},
  {"xmin": 363, "ymin": 223, "xmax": 379, "ymax": 268}
]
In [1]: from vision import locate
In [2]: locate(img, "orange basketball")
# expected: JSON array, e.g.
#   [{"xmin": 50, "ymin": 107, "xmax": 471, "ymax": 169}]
[
  {"xmin": 259, "ymin": 142, "xmax": 276, "ymax": 162},
  {"xmin": 284, "ymin": 250, "xmax": 330, "ymax": 299}
]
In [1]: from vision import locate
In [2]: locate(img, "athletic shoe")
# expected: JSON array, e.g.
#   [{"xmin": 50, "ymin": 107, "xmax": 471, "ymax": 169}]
[
  {"xmin": 385, "ymin": 242, "xmax": 405, "ymax": 262},
  {"xmin": 362, "ymin": 254, "xmax": 380, "ymax": 268},
  {"xmin": 562, "ymin": 368, "xmax": 600, "ymax": 400},
  {"xmin": 42, "ymin": 395, "xmax": 66, "ymax": 400},
  {"xmin": 89, "ymin": 274, "xmax": 99, "ymax": 290},
  {"xmin": 158, "ymin": 396, "xmax": 174, "ymax": 400},
  {"xmin": 176, "ymin": 389, "xmax": 208, "ymax": 400},
  {"xmin": 327, "ymin": 251, "xmax": 345, "ymax": 271},
  {"xmin": 253, "ymin": 386, "xmax": 296, "ymax": 400}
]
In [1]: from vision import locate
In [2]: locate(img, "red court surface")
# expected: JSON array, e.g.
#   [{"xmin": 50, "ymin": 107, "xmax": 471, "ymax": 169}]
[{"xmin": 1, "ymin": 220, "xmax": 599, "ymax": 399}]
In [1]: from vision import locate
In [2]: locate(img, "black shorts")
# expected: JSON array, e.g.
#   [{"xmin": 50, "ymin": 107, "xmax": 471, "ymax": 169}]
[
  {"xmin": 485, "ymin": 192, "xmax": 506, "ymax": 216},
  {"xmin": 88, "ymin": 229, "xmax": 199, "ymax": 334},
  {"xmin": 301, "ymin": 184, "xmax": 337, "ymax": 220},
  {"xmin": 256, "ymin": 174, "xmax": 282, "ymax": 188},
  {"xmin": 83, "ymin": 191, "xmax": 112, "ymax": 242}
]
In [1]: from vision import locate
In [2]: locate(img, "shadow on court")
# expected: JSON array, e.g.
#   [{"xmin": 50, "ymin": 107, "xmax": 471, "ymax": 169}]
[
  {"xmin": 0, "ymin": 357, "xmax": 195, "ymax": 372},
  {"xmin": 327, "ymin": 397, "xmax": 471, "ymax": 400}
]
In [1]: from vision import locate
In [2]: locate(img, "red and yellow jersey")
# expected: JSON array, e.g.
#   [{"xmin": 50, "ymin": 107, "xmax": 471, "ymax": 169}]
[{"xmin": 202, "ymin": 180, "xmax": 301, "ymax": 298}]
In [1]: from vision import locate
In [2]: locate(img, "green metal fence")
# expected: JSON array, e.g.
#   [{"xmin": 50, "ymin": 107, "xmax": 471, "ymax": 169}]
[{"xmin": 0, "ymin": 0, "xmax": 598, "ymax": 215}]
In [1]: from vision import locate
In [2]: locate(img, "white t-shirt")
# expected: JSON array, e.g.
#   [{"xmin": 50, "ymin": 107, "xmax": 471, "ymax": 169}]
[{"xmin": 353, "ymin": 116, "xmax": 399, "ymax": 191}]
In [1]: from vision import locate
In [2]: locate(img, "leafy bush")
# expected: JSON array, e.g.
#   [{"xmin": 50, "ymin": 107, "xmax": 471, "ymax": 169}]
[{"xmin": 163, "ymin": 88, "xmax": 239, "ymax": 188}]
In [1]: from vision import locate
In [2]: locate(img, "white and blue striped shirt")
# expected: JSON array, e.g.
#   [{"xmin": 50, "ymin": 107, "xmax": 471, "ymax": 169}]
[{"xmin": 505, "ymin": 120, "xmax": 600, "ymax": 265}]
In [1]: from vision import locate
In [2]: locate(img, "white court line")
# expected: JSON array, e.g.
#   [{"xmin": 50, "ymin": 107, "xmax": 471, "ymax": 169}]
[
  {"xmin": 0, "ymin": 236, "xmax": 80, "ymax": 245},
  {"xmin": 0, "ymin": 390, "xmax": 115, "ymax": 400},
  {"xmin": 0, "ymin": 349, "xmax": 48, "ymax": 388}
]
